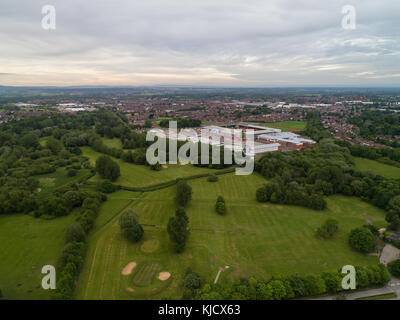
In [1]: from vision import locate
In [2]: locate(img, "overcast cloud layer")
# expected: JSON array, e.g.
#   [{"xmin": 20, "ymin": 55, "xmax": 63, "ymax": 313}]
[{"xmin": 1, "ymin": 0, "xmax": 400, "ymax": 86}]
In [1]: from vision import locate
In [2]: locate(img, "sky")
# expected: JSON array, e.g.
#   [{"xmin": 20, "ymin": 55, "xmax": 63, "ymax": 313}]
[{"xmin": 0, "ymin": 0, "xmax": 400, "ymax": 87}]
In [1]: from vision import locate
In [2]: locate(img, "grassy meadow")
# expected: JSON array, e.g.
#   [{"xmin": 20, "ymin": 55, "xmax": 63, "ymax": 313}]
[
  {"xmin": 353, "ymin": 157, "xmax": 400, "ymax": 179},
  {"xmin": 81, "ymin": 146, "xmax": 218, "ymax": 187},
  {"xmin": 76, "ymin": 173, "xmax": 386, "ymax": 300},
  {"xmin": 258, "ymin": 121, "xmax": 306, "ymax": 132},
  {"xmin": 0, "ymin": 213, "xmax": 76, "ymax": 299}
]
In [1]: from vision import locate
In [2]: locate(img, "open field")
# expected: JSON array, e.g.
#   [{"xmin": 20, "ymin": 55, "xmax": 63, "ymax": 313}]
[
  {"xmin": 102, "ymin": 138, "xmax": 123, "ymax": 149},
  {"xmin": 35, "ymin": 167, "xmax": 92, "ymax": 196},
  {"xmin": 76, "ymin": 173, "xmax": 387, "ymax": 299},
  {"xmin": 81, "ymin": 146, "xmax": 218, "ymax": 187},
  {"xmin": 353, "ymin": 157, "xmax": 400, "ymax": 179},
  {"xmin": 0, "ymin": 213, "xmax": 76, "ymax": 299},
  {"xmin": 256, "ymin": 121, "xmax": 306, "ymax": 132}
]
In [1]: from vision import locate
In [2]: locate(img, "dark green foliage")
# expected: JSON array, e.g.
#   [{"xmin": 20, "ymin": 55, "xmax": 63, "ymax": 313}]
[
  {"xmin": 215, "ymin": 196, "xmax": 226, "ymax": 215},
  {"xmin": 167, "ymin": 207, "xmax": 190, "ymax": 253},
  {"xmin": 65, "ymin": 223, "xmax": 86, "ymax": 244},
  {"xmin": 118, "ymin": 208, "xmax": 144, "ymax": 242},
  {"xmin": 349, "ymin": 227, "xmax": 377, "ymax": 253},
  {"xmin": 96, "ymin": 179, "xmax": 118, "ymax": 193},
  {"xmin": 192, "ymin": 264, "xmax": 390, "ymax": 300},
  {"xmin": 159, "ymin": 118, "xmax": 201, "ymax": 128},
  {"xmin": 176, "ymin": 180, "xmax": 192, "ymax": 207},
  {"xmin": 388, "ymin": 259, "xmax": 400, "ymax": 277},
  {"xmin": 125, "ymin": 224, "xmax": 144, "ymax": 242},
  {"xmin": 95, "ymin": 155, "xmax": 120, "ymax": 181},
  {"xmin": 316, "ymin": 218, "xmax": 339, "ymax": 239},
  {"xmin": 184, "ymin": 270, "xmax": 202, "ymax": 290},
  {"xmin": 67, "ymin": 168, "xmax": 77, "ymax": 177}
]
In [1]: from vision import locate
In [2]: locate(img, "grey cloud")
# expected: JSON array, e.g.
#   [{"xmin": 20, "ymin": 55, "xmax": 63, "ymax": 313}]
[{"xmin": 0, "ymin": 0, "xmax": 399, "ymax": 86}]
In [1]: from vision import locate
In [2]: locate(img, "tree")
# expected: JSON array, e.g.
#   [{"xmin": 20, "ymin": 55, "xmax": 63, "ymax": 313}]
[
  {"xmin": 349, "ymin": 227, "xmax": 376, "ymax": 253},
  {"xmin": 119, "ymin": 208, "xmax": 139, "ymax": 232},
  {"xmin": 184, "ymin": 271, "xmax": 202, "ymax": 290},
  {"xmin": 304, "ymin": 275, "xmax": 326, "ymax": 296},
  {"xmin": 316, "ymin": 218, "xmax": 339, "ymax": 239},
  {"xmin": 125, "ymin": 224, "xmax": 144, "ymax": 242},
  {"xmin": 176, "ymin": 180, "xmax": 192, "ymax": 207},
  {"xmin": 95, "ymin": 155, "xmax": 120, "ymax": 181},
  {"xmin": 215, "ymin": 196, "xmax": 226, "ymax": 215},
  {"xmin": 388, "ymin": 259, "xmax": 400, "ymax": 277},
  {"xmin": 96, "ymin": 179, "xmax": 117, "ymax": 193},
  {"xmin": 321, "ymin": 271, "xmax": 341, "ymax": 294},
  {"xmin": 308, "ymin": 193, "xmax": 327, "ymax": 210},
  {"xmin": 167, "ymin": 208, "xmax": 190, "ymax": 253},
  {"xmin": 266, "ymin": 280, "xmax": 287, "ymax": 300},
  {"xmin": 46, "ymin": 137, "xmax": 63, "ymax": 154},
  {"xmin": 118, "ymin": 208, "xmax": 144, "ymax": 242},
  {"xmin": 65, "ymin": 223, "xmax": 86, "ymax": 243},
  {"xmin": 19, "ymin": 133, "xmax": 39, "ymax": 149}
]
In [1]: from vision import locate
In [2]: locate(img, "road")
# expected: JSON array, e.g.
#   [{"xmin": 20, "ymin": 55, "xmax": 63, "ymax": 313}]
[{"xmin": 311, "ymin": 277, "xmax": 400, "ymax": 300}]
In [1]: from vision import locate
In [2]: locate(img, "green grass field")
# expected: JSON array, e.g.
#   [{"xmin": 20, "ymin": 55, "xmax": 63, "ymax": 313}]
[
  {"xmin": 353, "ymin": 157, "xmax": 400, "ymax": 179},
  {"xmin": 35, "ymin": 167, "xmax": 92, "ymax": 196},
  {"xmin": 102, "ymin": 138, "xmax": 123, "ymax": 149},
  {"xmin": 257, "ymin": 121, "xmax": 306, "ymax": 132},
  {"xmin": 0, "ymin": 213, "xmax": 76, "ymax": 299},
  {"xmin": 81, "ymin": 147, "xmax": 218, "ymax": 187},
  {"xmin": 76, "ymin": 173, "xmax": 387, "ymax": 300}
]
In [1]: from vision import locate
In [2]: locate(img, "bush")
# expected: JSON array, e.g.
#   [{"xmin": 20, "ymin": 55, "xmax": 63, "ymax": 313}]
[
  {"xmin": 207, "ymin": 174, "xmax": 218, "ymax": 182},
  {"xmin": 95, "ymin": 155, "xmax": 120, "ymax": 181},
  {"xmin": 349, "ymin": 227, "xmax": 377, "ymax": 253},
  {"xmin": 215, "ymin": 196, "xmax": 226, "ymax": 215},
  {"xmin": 96, "ymin": 179, "xmax": 117, "ymax": 193},
  {"xmin": 184, "ymin": 271, "xmax": 202, "ymax": 290},
  {"xmin": 316, "ymin": 218, "xmax": 339, "ymax": 239},
  {"xmin": 67, "ymin": 168, "xmax": 77, "ymax": 177},
  {"xmin": 65, "ymin": 223, "xmax": 86, "ymax": 243},
  {"xmin": 388, "ymin": 259, "xmax": 400, "ymax": 277}
]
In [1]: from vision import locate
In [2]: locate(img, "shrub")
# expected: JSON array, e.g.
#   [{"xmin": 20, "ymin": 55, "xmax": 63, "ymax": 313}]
[
  {"xmin": 207, "ymin": 174, "xmax": 218, "ymax": 182},
  {"xmin": 65, "ymin": 223, "xmax": 86, "ymax": 243},
  {"xmin": 316, "ymin": 218, "xmax": 339, "ymax": 239},
  {"xmin": 388, "ymin": 259, "xmax": 400, "ymax": 277},
  {"xmin": 349, "ymin": 227, "xmax": 377, "ymax": 253},
  {"xmin": 184, "ymin": 271, "xmax": 202, "ymax": 290},
  {"xmin": 96, "ymin": 179, "xmax": 117, "ymax": 193},
  {"xmin": 67, "ymin": 168, "xmax": 77, "ymax": 177}
]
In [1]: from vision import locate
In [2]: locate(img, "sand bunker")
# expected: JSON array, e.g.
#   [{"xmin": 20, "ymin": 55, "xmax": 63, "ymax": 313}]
[
  {"xmin": 162, "ymin": 165, "xmax": 168, "ymax": 169},
  {"xmin": 121, "ymin": 262, "xmax": 137, "ymax": 275},
  {"xmin": 158, "ymin": 272, "xmax": 171, "ymax": 281},
  {"xmin": 126, "ymin": 287, "xmax": 135, "ymax": 293}
]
